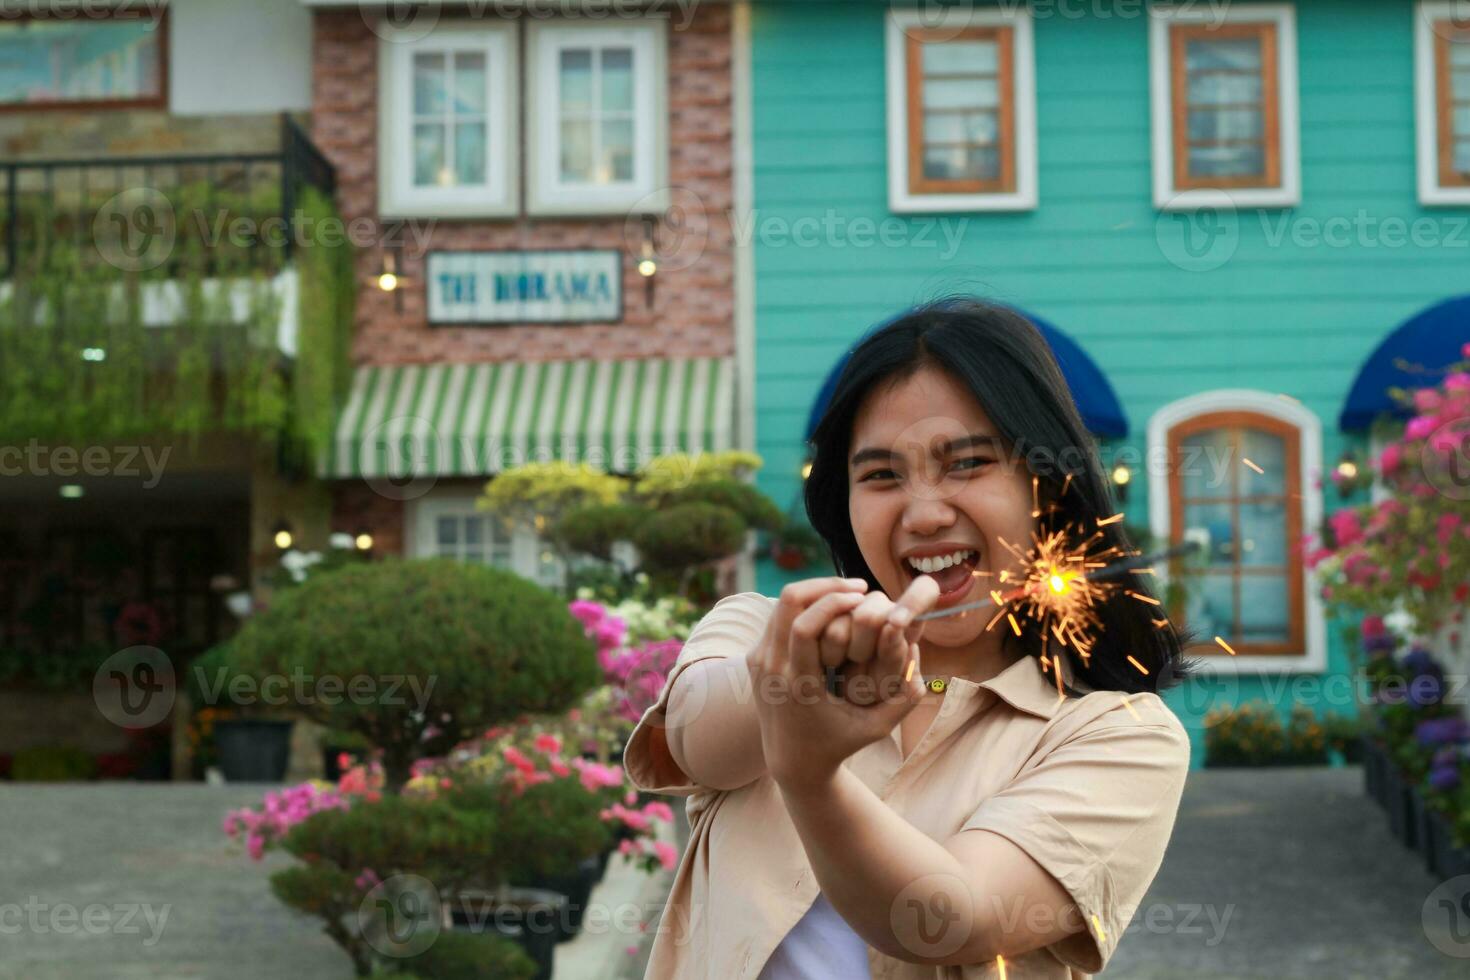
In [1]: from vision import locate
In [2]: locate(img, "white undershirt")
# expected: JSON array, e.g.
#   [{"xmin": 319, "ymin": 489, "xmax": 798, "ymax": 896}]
[{"xmin": 757, "ymin": 891, "xmax": 872, "ymax": 980}]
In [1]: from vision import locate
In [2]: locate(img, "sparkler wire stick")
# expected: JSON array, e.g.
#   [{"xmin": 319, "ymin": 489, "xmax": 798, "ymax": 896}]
[{"xmin": 912, "ymin": 540, "xmax": 1200, "ymax": 623}]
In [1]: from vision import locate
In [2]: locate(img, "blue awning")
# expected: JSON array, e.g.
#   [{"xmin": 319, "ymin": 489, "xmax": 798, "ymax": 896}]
[
  {"xmin": 1339, "ymin": 295, "xmax": 1470, "ymax": 430},
  {"xmin": 804, "ymin": 306, "xmax": 1129, "ymax": 442}
]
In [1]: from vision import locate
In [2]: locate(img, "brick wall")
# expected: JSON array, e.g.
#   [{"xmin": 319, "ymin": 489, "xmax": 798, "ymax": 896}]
[{"xmin": 309, "ymin": 3, "xmax": 736, "ymax": 367}]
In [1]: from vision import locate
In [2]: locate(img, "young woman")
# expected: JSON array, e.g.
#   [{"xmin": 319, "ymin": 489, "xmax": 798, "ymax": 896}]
[{"xmin": 625, "ymin": 298, "xmax": 1199, "ymax": 980}]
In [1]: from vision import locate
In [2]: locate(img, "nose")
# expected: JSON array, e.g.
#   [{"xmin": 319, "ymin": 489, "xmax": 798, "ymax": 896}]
[{"xmin": 901, "ymin": 493, "xmax": 958, "ymax": 537}]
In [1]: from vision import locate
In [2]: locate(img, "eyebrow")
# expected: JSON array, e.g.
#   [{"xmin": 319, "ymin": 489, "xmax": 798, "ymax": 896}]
[{"xmin": 849, "ymin": 433, "xmax": 1004, "ymax": 469}]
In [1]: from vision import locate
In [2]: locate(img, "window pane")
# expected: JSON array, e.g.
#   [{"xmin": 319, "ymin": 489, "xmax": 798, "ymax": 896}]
[
  {"xmin": 602, "ymin": 118, "xmax": 634, "ymax": 181},
  {"xmin": 560, "ymin": 118, "xmax": 594, "ymax": 182},
  {"xmin": 436, "ymin": 516, "xmax": 458, "ymax": 547},
  {"xmin": 1239, "ymin": 428, "xmax": 1287, "ymax": 496},
  {"xmin": 1177, "ymin": 428, "xmax": 1233, "ymax": 499},
  {"xmin": 453, "ymin": 52, "xmax": 486, "ymax": 114},
  {"xmin": 1189, "ymin": 144, "xmax": 1265, "ymax": 177},
  {"xmin": 922, "ymin": 110, "xmax": 998, "ymax": 145},
  {"xmin": 413, "ymin": 123, "xmax": 446, "ymax": 186},
  {"xmin": 1239, "ymin": 575, "xmax": 1290, "ymax": 643},
  {"xmin": 1187, "ymin": 70, "xmax": 1262, "ymax": 106},
  {"xmin": 1454, "ymin": 106, "xmax": 1470, "ymax": 139},
  {"xmin": 1185, "ymin": 573, "xmax": 1236, "ymax": 641},
  {"xmin": 921, "ymin": 39, "xmax": 998, "ymax": 75},
  {"xmin": 1239, "ymin": 500, "xmax": 1287, "ymax": 566},
  {"xmin": 413, "ymin": 53, "xmax": 446, "ymax": 115},
  {"xmin": 1182, "ymin": 502, "xmax": 1236, "ymax": 567},
  {"xmin": 455, "ymin": 121, "xmax": 487, "ymax": 184},
  {"xmin": 1454, "ymin": 69, "xmax": 1470, "ymax": 99},
  {"xmin": 463, "ymin": 518, "xmax": 482, "ymax": 546},
  {"xmin": 922, "ymin": 77, "xmax": 999, "ymax": 110},
  {"xmin": 1457, "ymin": 139, "xmax": 1470, "ymax": 174},
  {"xmin": 601, "ymin": 47, "xmax": 634, "ymax": 112},
  {"xmin": 922, "ymin": 145, "xmax": 999, "ymax": 182},
  {"xmin": 1451, "ymin": 40, "xmax": 1470, "ymax": 68},
  {"xmin": 1187, "ymin": 107, "xmax": 1264, "ymax": 142},
  {"xmin": 1186, "ymin": 37, "xmax": 1262, "ymax": 72},
  {"xmin": 0, "ymin": 18, "xmax": 162, "ymax": 103},
  {"xmin": 559, "ymin": 49, "xmax": 593, "ymax": 113}
]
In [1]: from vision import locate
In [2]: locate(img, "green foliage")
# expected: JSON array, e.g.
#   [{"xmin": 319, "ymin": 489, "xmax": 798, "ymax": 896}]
[
  {"xmin": 0, "ymin": 643, "xmax": 111, "ymax": 692},
  {"xmin": 0, "ymin": 182, "xmax": 352, "ymax": 457},
  {"xmin": 553, "ymin": 504, "xmax": 649, "ymax": 562},
  {"xmin": 198, "ymin": 559, "xmax": 600, "ymax": 791},
  {"xmin": 1203, "ymin": 702, "xmax": 1331, "ymax": 767},
  {"xmin": 667, "ymin": 478, "xmax": 784, "ymax": 533},
  {"xmin": 633, "ymin": 502, "xmax": 746, "ymax": 573},
  {"xmin": 11, "ymin": 744, "xmax": 96, "ymax": 781},
  {"xmin": 631, "ymin": 450, "xmax": 762, "ymax": 500},
  {"xmin": 478, "ymin": 462, "xmax": 624, "ymax": 533},
  {"xmin": 445, "ymin": 778, "xmax": 610, "ymax": 884},
  {"xmin": 398, "ymin": 931, "xmax": 537, "ymax": 980}
]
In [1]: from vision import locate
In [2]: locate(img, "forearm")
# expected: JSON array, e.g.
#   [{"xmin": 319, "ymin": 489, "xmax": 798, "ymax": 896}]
[
  {"xmin": 778, "ymin": 767, "xmax": 986, "ymax": 965},
  {"xmin": 666, "ymin": 655, "xmax": 767, "ymax": 792}
]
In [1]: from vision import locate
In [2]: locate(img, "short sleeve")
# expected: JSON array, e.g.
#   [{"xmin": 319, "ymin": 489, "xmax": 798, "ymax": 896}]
[
  {"xmin": 958, "ymin": 700, "xmax": 1191, "ymax": 973},
  {"xmin": 622, "ymin": 591, "xmax": 775, "ymax": 796}
]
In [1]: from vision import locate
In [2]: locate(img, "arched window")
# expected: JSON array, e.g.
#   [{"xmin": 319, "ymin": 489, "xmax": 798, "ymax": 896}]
[{"xmin": 1148, "ymin": 391, "xmax": 1325, "ymax": 671}]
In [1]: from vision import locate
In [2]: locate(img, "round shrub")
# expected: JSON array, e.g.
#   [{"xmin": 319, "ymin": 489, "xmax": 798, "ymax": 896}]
[
  {"xmin": 207, "ymin": 559, "xmax": 601, "ymax": 791},
  {"xmin": 633, "ymin": 502, "xmax": 746, "ymax": 572},
  {"xmin": 552, "ymin": 503, "xmax": 648, "ymax": 561},
  {"xmin": 669, "ymin": 478, "xmax": 784, "ymax": 533}
]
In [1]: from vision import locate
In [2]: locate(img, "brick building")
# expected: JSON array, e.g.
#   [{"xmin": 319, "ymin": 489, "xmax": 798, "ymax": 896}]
[{"xmin": 302, "ymin": 0, "xmax": 746, "ymax": 587}]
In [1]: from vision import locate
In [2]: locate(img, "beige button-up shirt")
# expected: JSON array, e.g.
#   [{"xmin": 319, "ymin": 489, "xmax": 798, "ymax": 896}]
[{"xmin": 626, "ymin": 592, "xmax": 1191, "ymax": 980}]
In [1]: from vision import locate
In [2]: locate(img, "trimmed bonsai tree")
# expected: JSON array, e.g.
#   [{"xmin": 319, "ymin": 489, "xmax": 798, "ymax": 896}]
[{"xmin": 202, "ymin": 558, "xmax": 600, "ymax": 792}]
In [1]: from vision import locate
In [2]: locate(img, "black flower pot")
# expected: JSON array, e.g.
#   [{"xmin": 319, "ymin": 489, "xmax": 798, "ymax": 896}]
[
  {"xmin": 215, "ymin": 719, "xmax": 294, "ymax": 782},
  {"xmin": 452, "ymin": 888, "xmax": 566, "ymax": 980},
  {"xmin": 1409, "ymin": 787, "xmax": 1436, "ymax": 872},
  {"xmin": 1429, "ymin": 809, "xmax": 1470, "ymax": 880},
  {"xmin": 1361, "ymin": 739, "xmax": 1384, "ymax": 807},
  {"xmin": 1386, "ymin": 771, "xmax": 1419, "ymax": 851},
  {"xmin": 523, "ymin": 855, "xmax": 601, "ymax": 943}
]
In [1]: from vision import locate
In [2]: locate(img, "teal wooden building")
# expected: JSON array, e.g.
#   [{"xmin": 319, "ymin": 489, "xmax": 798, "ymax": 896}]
[{"xmin": 737, "ymin": 1, "xmax": 1470, "ymax": 764}]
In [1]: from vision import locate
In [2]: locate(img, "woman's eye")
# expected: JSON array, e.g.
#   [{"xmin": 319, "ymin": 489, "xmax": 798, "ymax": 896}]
[
  {"xmin": 859, "ymin": 469, "xmax": 897, "ymax": 482},
  {"xmin": 953, "ymin": 457, "xmax": 990, "ymax": 472}
]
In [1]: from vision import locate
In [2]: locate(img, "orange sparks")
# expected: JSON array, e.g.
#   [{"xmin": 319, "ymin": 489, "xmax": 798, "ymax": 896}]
[
  {"xmin": 1151, "ymin": 617, "xmax": 1170, "ymax": 629},
  {"xmin": 1007, "ymin": 613, "xmax": 1023, "ymax": 636},
  {"xmin": 1127, "ymin": 655, "xmax": 1149, "ymax": 675},
  {"xmin": 1097, "ymin": 512, "xmax": 1125, "ymax": 526},
  {"xmin": 996, "ymin": 955, "xmax": 1008, "ymax": 979},
  {"xmin": 1092, "ymin": 914, "xmax": 1107, "ymax": 942},
  {"xmin": 1031, "ymin": 476, "xmax": 1041, "ymax": 518},
  {"xmin": 1242, "ymin": 457, "xmax": 1264, "ymax": 475},
  {"xmin": 990, "ymin": 589, "xmax": 1005, "ymax": 606},
  {"xmin": 1215, "ymin": 635, "xmax": 1237, "ymax": 655},
  {"xmin": 1120, "ymin": 694, "xmax": 1141, "ymax": 720},
  {"xmin": 1126, "ymin": 590, "xmax": 1161, "ymax": 606}
]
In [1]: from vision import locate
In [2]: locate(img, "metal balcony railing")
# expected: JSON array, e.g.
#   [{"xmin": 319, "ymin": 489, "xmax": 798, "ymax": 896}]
[{"xmin": 1, "ymin": 115, "xmax": 337, "ymax": 279}]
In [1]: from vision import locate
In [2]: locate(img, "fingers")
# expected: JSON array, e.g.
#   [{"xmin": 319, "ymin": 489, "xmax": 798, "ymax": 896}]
[
  {"xmin": 887, "ymin": 574, "xmax": 942, "ymax": 641},
  {"xmin": 789, "ymin": 591, "xmax": 867, "ymax": 678},
  {"xmin": 845, "ymin": 590, "xmax": 896, "ymax": 665},
  {"xmin": 818, "ymin": 613, "xmax": 852, "ymax": 668},
  {"xmin": 764, "ymin": 577, "xmax": 869, "ymax": 673}
]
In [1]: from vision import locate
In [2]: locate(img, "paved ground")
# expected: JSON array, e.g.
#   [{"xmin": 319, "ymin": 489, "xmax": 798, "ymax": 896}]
[{"xmin": 1, "ymin": 769, "xmax": 1463, "ymax": 979}]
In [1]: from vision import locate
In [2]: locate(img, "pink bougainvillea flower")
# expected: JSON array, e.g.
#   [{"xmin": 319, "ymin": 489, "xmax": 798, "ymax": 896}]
[
  {"xmin": 1445, "ymin": 372, "xmax": 1470, "ymax": 393},
  {"xmin": 549, "ymin": 756, "xmax": 571, "ymax": 778},
  {"xmin": 653, "ymin": 840, "xmax": 678, "ymax": 870},
  {"xmin": 641, "ymin": 801, "xmax": 674, "ymax": 823},
  {"xmin": 1414, "ymin": 388, "xmax": 1443, "ymax": 413},
  {"xmin": 1378, "ymin": 443, "xmax": 1403, "ymax": 474},
  {"xmin": 1406, "ymin": 415, "xmax": 1440, "ymax": 441},
  {"xmin": 503, "ymin": 746, "xmax": 536, "ymax": 774},
  {"xmin": 534, "ymin": 733, "xmax": 563, "ymax": 755},
  {"xmin": 1361, "ymin": 615, "xmax": 1385, "ymax": 640}
]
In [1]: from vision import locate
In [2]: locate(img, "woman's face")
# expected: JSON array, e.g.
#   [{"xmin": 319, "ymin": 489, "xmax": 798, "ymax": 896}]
[{"xmin": 847, "ymin": 364, "xmax": 1037, "ymax": 648}]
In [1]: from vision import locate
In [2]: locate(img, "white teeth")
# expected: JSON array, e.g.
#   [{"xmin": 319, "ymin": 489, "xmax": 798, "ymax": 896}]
[{"xmin": 905, "ymin": 549, "xmax": 976, "ymax": 574}]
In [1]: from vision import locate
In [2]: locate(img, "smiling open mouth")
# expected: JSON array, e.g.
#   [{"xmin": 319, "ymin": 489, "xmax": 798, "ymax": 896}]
[{"xmin": 903, "ymin": 549, "xmax": 981, "ymax": 599}]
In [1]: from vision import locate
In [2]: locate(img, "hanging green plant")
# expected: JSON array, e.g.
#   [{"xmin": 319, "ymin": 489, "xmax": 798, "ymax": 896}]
[{"xmin": 0, "ymin": 182, "xmax": 353, "ymax": 458}]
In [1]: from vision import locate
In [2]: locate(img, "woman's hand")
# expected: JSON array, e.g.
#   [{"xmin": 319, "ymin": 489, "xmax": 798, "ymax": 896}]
[
  {"xmin": 747, "ymin": 576, "xmax": 939, "ymax": 787},
  {"xmin": 818, "ymin": 580, "xmax": 939, "ymax": 706}
]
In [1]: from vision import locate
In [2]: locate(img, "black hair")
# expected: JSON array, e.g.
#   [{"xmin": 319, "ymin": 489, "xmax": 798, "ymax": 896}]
[{"xmin": 803, "ymin": 296, "xmax": 1197, "ymax": 695}]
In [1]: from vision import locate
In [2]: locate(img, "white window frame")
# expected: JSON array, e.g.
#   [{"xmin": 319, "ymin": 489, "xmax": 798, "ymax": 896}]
[
  {"xmin": 884, "ymin": 6, "xmax": 1037, "ymax": 213},
  {"xmin": 525, "ymin": 17, "xmax": 669, "ymax": 216},
  {"xmin": 377, "ymin": 21, "xmax": 519, "ymax": 219},
  {"xmin": 408, "ymin": 488, "xmax": 566, "ymax": 591},
  {"xmin": 1149, "ymin": 3, "xmax": 1301, "ymax": 210},
  {"xmin": 1147, "ymin": 390, "xmax": 1326, "ymax": 674},
  {"xmin": 1415, "ymin": 2, "xmax": 1470, "ymax": 205}
]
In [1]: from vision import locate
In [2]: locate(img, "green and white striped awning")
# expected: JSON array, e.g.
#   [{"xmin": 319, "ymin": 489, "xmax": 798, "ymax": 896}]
[{"xmin": 322, "ymin": 356, "xmax": 736, "ymax": 479}]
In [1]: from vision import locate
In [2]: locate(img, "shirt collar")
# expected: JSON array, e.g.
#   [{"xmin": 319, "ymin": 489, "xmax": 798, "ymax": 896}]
[{"xmin": 948, "ymin": 650, "xmax": 1089, "ymax": 720}]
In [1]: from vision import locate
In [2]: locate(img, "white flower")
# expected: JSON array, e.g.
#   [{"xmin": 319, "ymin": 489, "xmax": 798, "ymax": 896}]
[{"xmin": 330, "ymin": 532, "xmax": 355, "ymax": 550}]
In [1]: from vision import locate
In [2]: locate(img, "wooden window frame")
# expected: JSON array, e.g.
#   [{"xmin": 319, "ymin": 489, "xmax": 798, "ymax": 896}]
[
  {"xmin": 1168, "ymin": 22, "xmax": 1282, "ymax": 192},
  {"xmin": 904, "ymin": 26, "xmax": 1016, "ymax": 197},
  {"xmin": 1434, "ymin": 22, "xmax": 1470, "ymax": 188},
  {"xmin": 1166, "ymin": 410, "xmax": 1305, "ymax": 658},
  {"xmin": 0, "ymin": 6, "xmax": 169, "ymax": 113}
]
